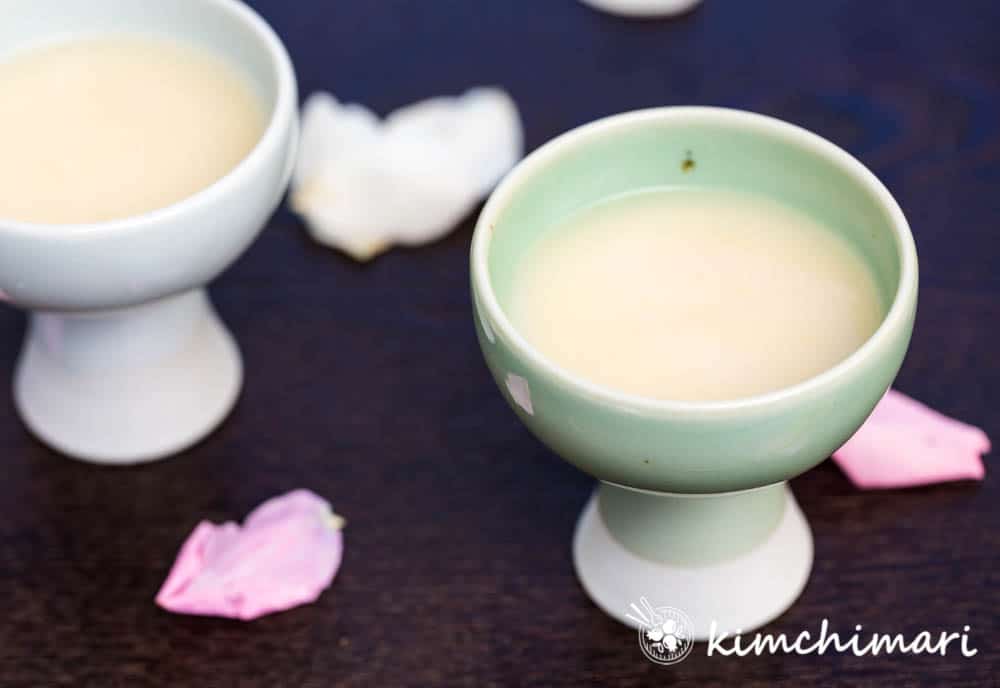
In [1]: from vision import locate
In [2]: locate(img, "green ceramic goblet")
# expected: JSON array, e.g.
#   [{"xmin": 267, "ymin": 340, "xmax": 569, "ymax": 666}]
[{"xmin": 470, "ymin": 107, "xmax": 917, "ymax": 639}]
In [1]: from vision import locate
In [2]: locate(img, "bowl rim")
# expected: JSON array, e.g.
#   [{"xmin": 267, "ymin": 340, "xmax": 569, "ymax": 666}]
[
  {"xmin": 0, "ymin": 0, "xmax": 297, "ymax": 237},
  {"xmin": 471, "ymin": 106, "xmax": 919, "ymax": 418}
]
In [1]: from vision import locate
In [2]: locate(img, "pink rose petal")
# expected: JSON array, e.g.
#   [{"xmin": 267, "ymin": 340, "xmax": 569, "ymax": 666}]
[
  {"xmin": 832, "ymin": 389, "xmax": 991, "ymax": 489},
  {"xmin": 156, "ymin": 489, "xmax": 344, "ymax": 620}
]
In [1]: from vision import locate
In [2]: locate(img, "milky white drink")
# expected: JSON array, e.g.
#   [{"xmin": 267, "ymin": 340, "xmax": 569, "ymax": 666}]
[
  {"xmin": 508, "ymin": 188, "xmax": 885, "ymax": 401},
  {"xmin": 0, "ymin": 36, "xmax": 266, "ymax": 224}
]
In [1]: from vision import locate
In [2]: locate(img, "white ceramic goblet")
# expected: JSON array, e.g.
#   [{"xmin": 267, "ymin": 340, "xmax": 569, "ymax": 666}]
[{"xmin": 0, "ymin": 0, "xmax": 298, "ymax": 464}]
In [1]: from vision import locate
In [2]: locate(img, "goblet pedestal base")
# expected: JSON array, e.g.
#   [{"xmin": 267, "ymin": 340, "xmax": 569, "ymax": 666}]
[
  {"xmin": 14, "ymin": 288, "xmax": 241, "ymax": 465},
  {"xmin": 573, "ymin": 482, "xmax": 813, "ymax": 641}
]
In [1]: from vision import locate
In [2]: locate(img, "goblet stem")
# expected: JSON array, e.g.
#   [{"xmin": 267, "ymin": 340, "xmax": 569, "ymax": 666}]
[
  {"xmin": 574, "ymin": 481, "xmax": 813, "ymax": 639},
  {"xmin": 598, "ymin": 481, "xmax": 787, "ymax": 565},
  {"xmin": 14, "ymin": 288, "xmax": 241, "ymax": 464}
]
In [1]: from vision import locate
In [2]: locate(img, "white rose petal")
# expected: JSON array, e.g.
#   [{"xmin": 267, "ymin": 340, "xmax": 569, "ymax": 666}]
[{"xmin": 290, "ymin": 88, "xmax": 523, "ymax": 262}]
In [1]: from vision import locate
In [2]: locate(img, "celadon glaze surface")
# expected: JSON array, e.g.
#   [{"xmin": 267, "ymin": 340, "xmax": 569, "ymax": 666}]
[
  {"xmin": 597, "ymin": 482, "xmax": 787, "ymax": 565},
  {"xmin": 471, "ymin": 107, "xmax": 918, "ymax": 495}
]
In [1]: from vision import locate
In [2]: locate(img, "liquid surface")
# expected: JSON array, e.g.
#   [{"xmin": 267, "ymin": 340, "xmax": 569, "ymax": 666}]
[
  {"xmin": 0, "ymin": 35, "xmax": 266, "ymax": 224},
  {"xmin": 508, "ymin": 188, "xmax": 885, "ymax": 401}
]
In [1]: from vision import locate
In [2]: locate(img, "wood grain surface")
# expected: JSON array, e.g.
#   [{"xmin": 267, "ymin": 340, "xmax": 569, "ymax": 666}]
[{"xmin": 0, "ymin": 1, "xmax": 997, "ymax": 685}]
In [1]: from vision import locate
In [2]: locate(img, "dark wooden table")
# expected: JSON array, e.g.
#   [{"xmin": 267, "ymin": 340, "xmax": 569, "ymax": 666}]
[{"xmin": 1, "ymin": 1, "xmax": 997, "ymax": 685}]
